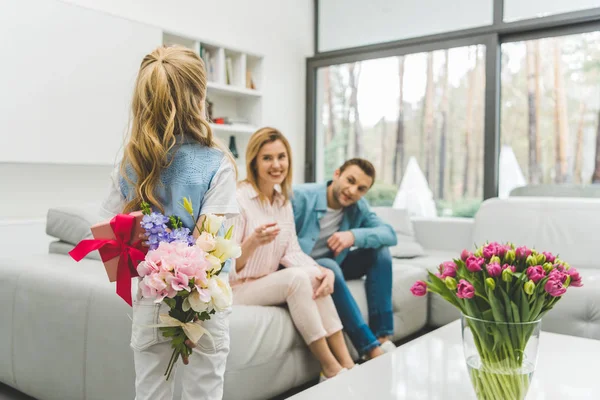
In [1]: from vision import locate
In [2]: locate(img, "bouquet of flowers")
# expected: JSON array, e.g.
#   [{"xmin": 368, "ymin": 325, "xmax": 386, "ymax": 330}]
[
  {"xmin": 137, "ymin": 198, "xmax": 241, "ymax": 380},
  {"xmin": 410, "ymin": 242, "xmax": 583, "ymax": 399}
]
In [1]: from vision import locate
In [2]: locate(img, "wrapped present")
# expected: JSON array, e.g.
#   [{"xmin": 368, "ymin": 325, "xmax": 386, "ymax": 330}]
[{"xmin": 69, "ymin": 212, "xmax": 147, "ymax": 306}]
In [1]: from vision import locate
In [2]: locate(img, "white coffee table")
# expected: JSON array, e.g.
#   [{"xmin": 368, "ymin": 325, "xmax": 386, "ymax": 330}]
[{"xmin": 289, "ymin": 320, "xmax": 600, "ymax": 399}]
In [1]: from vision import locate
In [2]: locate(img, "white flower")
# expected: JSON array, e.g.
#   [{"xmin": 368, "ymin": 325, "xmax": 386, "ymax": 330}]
[
  {"xmin": 207, "ymin": 276, "xmax": 232, "ymax": 311},
  {"xmin": 204, "ymin": 214, "xmax": 226, "ymax": 236},
  {"xmin": 212, "ymin": 236, "xmax": 242, "ymax": 263},
  {"xmin": 196, "ymin": 232, "xmax": 216, "ymax": 252},
  {"xmin": 186, "ymin": 289, "xmax": 210, "ymax": 313},
  {"xmin": 206, "ymin": 254, "xmax": 223, "ymax": 273}
]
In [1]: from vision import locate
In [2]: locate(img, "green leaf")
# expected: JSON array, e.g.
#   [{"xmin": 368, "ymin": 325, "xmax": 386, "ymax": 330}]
[
  {"xmin": 510, "ymin": 301, "xmax": 521, "ymax": 323},
  {"xmin": 519, "ymin": 289, "xmax": 530, "ymax": 321},
  {"xmin": 224, "ymin": 225, "xmax": 234, "ymax": 240},
  {"xmin": 163, "ymin": 298, "xmax": 176, "ymax": 309}
]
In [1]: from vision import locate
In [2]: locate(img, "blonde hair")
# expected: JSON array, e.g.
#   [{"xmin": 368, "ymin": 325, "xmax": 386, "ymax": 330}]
[
  {"xmin": 244, "ymin": 127, "xmax": 293, "ymax": 203},
  {"xmin": 121, "ymin": 45, "xmax": 235, "ymax": 213}
]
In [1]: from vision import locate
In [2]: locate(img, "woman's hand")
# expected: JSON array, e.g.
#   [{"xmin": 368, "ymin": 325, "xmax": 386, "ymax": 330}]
[
  {"xmin": 251, "ymin": 222, "xmax": 280, "ymax": 246},
  {"xmin": 313, "ymin": 267, "xmax": 335, "ymax": 299}
]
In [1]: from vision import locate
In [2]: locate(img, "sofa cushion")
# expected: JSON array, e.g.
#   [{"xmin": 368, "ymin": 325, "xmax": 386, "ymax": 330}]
[
  {"xmin": 473, "ymin": 198, "xmax": 600, "ymax": 270},
  {"xmin": 48, "ymin": 240, "xmax": 101, "ymax": 260},
  {"xmin": 372, "ymin": 207, "xmax": 424, "ymax": 258},
  {"xmin": 46, "ymin": 204, "xmax": 104, "ymax": 245}
]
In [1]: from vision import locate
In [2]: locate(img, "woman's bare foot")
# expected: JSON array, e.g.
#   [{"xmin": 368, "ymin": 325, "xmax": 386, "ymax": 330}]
[{"xmin": 322, "ymin": 363, "xmax": 343, "ymax": 378}]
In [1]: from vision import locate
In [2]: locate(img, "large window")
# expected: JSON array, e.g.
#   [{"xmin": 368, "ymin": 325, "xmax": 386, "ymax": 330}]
[
  {"xmin": 309, "ymin": 1, "xmax": 600, "ymax": 215},
  {"xmin": 500, "ymin": 32, "xmax": 600, "ymax": 193},
  {"xmin": 316, "ymin": 45, "xmax": 486, "ymax": 217}
]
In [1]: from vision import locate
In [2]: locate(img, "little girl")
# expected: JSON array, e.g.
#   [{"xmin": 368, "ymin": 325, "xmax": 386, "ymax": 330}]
[{"xmin": 101, "ymin": 46, "xmax": 238, "ymax": 400}]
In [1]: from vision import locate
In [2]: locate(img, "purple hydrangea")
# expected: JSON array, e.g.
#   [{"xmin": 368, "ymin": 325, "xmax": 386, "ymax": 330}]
[
  {"xmin": 141, "ymin": 212, "xmax": 170, "ymax": 250},
  {"xmin": 168, "ymin": 227, "xmax": 195, "ymax": 246}
]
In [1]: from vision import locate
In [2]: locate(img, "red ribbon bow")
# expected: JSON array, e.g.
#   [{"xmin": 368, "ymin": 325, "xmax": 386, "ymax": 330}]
[{"xmin": 69, "ymin": 214, "xmax": 147, "ymax": 306}]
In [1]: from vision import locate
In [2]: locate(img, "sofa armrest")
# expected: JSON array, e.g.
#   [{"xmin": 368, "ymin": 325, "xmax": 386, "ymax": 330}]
[{"xmin": 411, "ymin": 217, "xmax": 474, "ymax": 252}]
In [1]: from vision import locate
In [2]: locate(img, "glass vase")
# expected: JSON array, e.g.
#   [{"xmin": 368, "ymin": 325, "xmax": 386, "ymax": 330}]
[{"xmin": 461, "ymin": 314, "xmax": 541, "ymax": 400}]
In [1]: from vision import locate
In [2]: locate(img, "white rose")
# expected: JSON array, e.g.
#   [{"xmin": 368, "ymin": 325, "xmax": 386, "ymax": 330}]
[
  {"xmin": 196, "ymin": 232, "xmax": 216, "ymax": 252},
  {"xmin": 185, "ymin": 289, "xmax": 210, "ymax": 313},
  {"xmin": 204, "ymin": 214, "xmax": 226, "ymax": 236},
  {"xmin": 212, "ymin": 236, "xmax": 242, "ymax": 263},
  {"xmin": 206, "ymin": 254, "xmax": 223, "ymax": 273},
  {"xmin": 207, "ymin": 276, "xmax": 233, "ymax": 311}
]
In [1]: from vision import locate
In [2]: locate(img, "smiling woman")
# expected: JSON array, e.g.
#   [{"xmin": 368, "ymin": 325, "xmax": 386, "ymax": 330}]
[{"xmin": 225, "ymin": 127, "xmax": 357, "ymax": 381}]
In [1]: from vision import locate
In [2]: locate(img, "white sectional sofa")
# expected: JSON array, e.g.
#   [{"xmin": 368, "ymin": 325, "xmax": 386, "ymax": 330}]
[{"xmin": 1, "ymin": 197, "xmax": 599, "ymax": 400}]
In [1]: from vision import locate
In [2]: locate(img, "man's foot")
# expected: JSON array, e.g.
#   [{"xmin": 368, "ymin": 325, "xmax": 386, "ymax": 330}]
[
  {"xmin": 378, "ymin": 336, "xmax": 392, "ymax": 345},
  {"xmin": 363, "ymin": 345, "xmax": 384, "ymax": 361},
  {"xmin": 380, "ymin": 341, "xmax": 396, "ymax": 353}
]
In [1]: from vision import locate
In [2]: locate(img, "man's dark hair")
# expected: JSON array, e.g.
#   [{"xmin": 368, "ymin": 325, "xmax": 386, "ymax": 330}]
[{"xmin": 339, "ymin": 158, "xmax": 376, "ymax": 185}]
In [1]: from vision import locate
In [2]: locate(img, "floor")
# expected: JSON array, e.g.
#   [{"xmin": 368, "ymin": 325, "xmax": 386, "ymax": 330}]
[{"xmin": 0, "ymin": 384, "xmax": 35, "ymax": 400}]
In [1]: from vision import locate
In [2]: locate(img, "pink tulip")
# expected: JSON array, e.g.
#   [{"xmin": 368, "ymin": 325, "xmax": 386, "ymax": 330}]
[
  {"xmin": 567, "ymin": 268, "xmax": 583, "ymax": 287},
  {"xmin": 549, "ymin": 269, "xmax": 568, "ymax": 284},
  {"xmin": 483, "ymin": 242, "xmax": 508, "ymax": 259},
  {"xmin": 410, "ymin": 281, "xmax": 428, "ymax": 297},
  {"xmin": 502, "ymin": 264, "xmax": 516, "ymax": 273},
  {"xmin": 526, "ymin": 266, "xmax": 546, "ymax": 283},
  {"xmin": 515, "ymin": 246, "xmax": 532, "ymax": 260},
  {"xmin": 439, "ymin": 261, "xmax": 457, "ymax": 278},
  {"xmin": 461, "ymin": 249, "xmax": 473, "ymax": 261},
  {"xmin": 542, "ymin": 252, "xmax": 556, "ymax": 263},
  {"xmin": 544, "ymin": 279, "xmax": 567, "ymax": 297},
  {"xmin": 457, "ymin": 279, "xmax": 475, "ymax": 299},
  {"xmin": 466, "ymin": 256, "xmax": 484, "ymax": 272},
  {"xmin": 486, "ymin": 262, "xmax": 502, "ymax": 278}
]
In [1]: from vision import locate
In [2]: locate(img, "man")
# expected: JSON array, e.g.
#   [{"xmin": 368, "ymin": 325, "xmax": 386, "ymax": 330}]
[{"xmin": 292, "ymin": 158, "xmax": 398, "ymax": 360}]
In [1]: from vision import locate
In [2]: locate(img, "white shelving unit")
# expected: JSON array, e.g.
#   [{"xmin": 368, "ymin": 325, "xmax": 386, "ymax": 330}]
[{"xmin": 162, "ymin": 31, "xmax": 263, "ymax": 171}]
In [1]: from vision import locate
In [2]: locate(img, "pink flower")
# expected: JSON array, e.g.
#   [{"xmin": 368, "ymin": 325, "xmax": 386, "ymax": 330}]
[
  {"xmin": 544, "ymin": 279, "xmax": 567, "ymax": 297},
  {"xmin": 410, "ymin": 281, "xmax": 428, "ymax": 297},
  {"xmin": 167, "ymin": 272, "xmax": 191, "ymax": 292},
  {"xmin": 549, "ymin": 269, "xmax": 568, "ymax": 284},
  {"xmin": 567, "ymin": 268, "xmax": 583, "ymax": 287},
  {"xmin": 486, "ymin": 262, "xmax": 502, "ymax": 278},
  {"xmin": 483, "ymin": 242, "xmax": 509, "ymax": 259},
  {"xmin": 137, "ymin": 260, "xmax": 159, "ymax": 277},
  {"xmin": 502, "ymin": 264, "xmax": 516, "ymax": 273},
  {"xmin": 466, "ymin": 256, "xmax": 484, "ymax": 272},
  {"xmin": 542, "ymin": 252, "xmax": 556, "ymax": 263},
  {"xmin": 439, "ymin": 261, "xmax": 457, "ymax": 278},
  {"xmin": 461, "ymin": 249, "xmax": 473, "ymax": 261},
  {"xmin": 483, "ymin": 244, "xmax": 496, "ymax": 259},
  {"xmin": 526, "ymin": 266, "xmax": 546, "ymax": 283},
  {"xmin": 457, "ymin": 279, "xmax": 475, "ymax": 299},
  {"xmin": 515, "ymin": 246, "xmax": 532, "ymax": 260}
]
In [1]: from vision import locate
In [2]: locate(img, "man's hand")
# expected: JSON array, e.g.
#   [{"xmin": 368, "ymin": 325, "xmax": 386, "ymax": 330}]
[
  {"xmin": 327, "ymin": 231, "xmax": 355, "ymax": 257},
  {"xmin": 313, "ymin": 267, "xmax": 335, "ymax": 299}
]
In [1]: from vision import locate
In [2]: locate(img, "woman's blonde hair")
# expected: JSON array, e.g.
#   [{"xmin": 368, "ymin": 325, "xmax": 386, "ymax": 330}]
[
  {"xmin": 245, "ymin": 127, "xmax": 293, "ymax": 203},
  {"xmin": 121, "ymin": 45, "xmax": 235, "ymax": 213}
]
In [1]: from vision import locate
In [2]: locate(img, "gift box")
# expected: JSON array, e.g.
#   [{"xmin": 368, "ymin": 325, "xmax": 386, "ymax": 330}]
[
  {"xmin": 89, "ymin": 211, "xmax": 145, "ymax": 282},
  {"xmin": 70, "ymin": 211, "xmax": 147, "ymax": 306}
]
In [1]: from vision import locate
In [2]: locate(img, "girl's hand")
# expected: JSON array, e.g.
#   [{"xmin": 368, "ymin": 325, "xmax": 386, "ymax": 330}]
[{"xmin": 251, "ymin": 223, "xmax": 280, "ymax": 246}]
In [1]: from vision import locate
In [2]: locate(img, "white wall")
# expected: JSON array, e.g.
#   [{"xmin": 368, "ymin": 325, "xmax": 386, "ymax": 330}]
[
  {"xmin": 2, "ymin": 0, "xmax": 313, "ymax": 221},
  {"xmin": 319, "ymin": 0, "xmax": 492, "ymax": 52}
]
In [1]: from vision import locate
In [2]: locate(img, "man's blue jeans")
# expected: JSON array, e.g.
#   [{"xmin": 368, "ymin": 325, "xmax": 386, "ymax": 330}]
[{"xmin": 316, "ymin": 247, "xmax": 394, "ymax": 356}]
